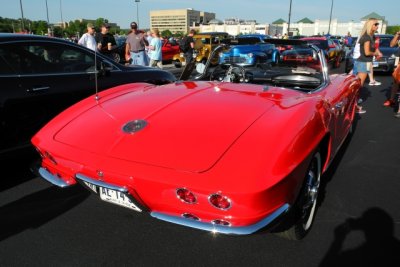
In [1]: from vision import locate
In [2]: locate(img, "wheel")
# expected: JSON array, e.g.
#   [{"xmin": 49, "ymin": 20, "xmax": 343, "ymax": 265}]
[
  {"xmin": 112, "ymin": 52, "xmax": 121, "ymax": 63},
  {"xmin": 174, "ymin": 60, "xmax": 182, "ymax": 68},
  {"xmin": 276, "ymin": 150, "xmax": 321, "ymax": 240}
]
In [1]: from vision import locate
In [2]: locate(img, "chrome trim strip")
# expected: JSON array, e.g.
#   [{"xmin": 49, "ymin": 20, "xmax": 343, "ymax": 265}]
[
  {"xmin": 38, "ymin": 167, "xmax": 71, "ymax": 188},
  {"xmin": 75, "ymin": 173, "xmax": 128, "ymax": 193},
  {"xmin": 151, "ymin": 203, "xmax": 290, "ymax": 235}
]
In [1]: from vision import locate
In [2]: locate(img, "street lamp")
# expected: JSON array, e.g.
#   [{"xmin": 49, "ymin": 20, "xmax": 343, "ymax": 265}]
[
  {"xmin": 287, "ymin": 0, "xmax": 292, "ymax": 36},
  {"xmin": 135, "ymin": 0, "xmax": 140, "ymax": 26},
  {"xmin": 19, "ymin": 0, "xmax": 25, "ymax": 31},
  {"xmin": 328, "ymin": 0, "xmax": 334, "ymax": 34},
  {"xmin": 45, "ymin": 0, "xmax": 51, "ymax": 35}
]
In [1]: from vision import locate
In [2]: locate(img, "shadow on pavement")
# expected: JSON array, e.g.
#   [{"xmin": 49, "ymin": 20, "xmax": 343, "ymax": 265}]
[
  {"xmin": 0, "ymin": 185, "xmax": 90, "ymax": 242},
  {"xmin": 319, "ymin": 207, "xmax": 400, "ymax": 267}
]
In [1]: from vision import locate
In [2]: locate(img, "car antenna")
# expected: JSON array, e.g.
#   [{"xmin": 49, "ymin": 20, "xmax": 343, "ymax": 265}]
[{"xmin": 94, "ymin": 47, "xmax": 100, "ymax": 101}]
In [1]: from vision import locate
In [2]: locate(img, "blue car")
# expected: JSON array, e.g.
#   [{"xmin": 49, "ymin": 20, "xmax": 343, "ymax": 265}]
[{"xmin": 219, "ymin": 34, "xmax": 280, "ymax": 66}]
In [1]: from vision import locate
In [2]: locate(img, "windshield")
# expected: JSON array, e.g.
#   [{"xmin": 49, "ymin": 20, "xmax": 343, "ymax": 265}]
[{"xmin": 182, "ymin": 39, "xmax": 327, "ymax": 92}]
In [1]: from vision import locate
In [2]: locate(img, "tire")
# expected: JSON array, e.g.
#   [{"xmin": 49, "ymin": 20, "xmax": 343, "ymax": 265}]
[
  {"xmin": 174, "ymin": 60, "xmax": 182, "ymax": 68},
  {"xmin": 112, "ymin": 52, "xmax": 121, "ymax": 63},
  {"xmin": 276, "ymin": 150, "xmax": 322, "ymax": 240}
]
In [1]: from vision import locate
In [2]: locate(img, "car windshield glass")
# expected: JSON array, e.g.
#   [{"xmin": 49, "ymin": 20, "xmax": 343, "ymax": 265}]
[{"xmin": 182, "ymin": 39, "xmax": 325, "ymax": 92}]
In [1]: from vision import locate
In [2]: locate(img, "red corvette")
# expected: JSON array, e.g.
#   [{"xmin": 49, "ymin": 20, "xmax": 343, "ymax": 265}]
[{"xmin": 32, "ymin": 40, "xmax": 361, "ymax": 240}]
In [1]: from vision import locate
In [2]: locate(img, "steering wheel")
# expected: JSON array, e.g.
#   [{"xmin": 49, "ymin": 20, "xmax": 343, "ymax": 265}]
[{"xmin": 210, "ymin": 64, "xmax": 248, "ymax": 83}]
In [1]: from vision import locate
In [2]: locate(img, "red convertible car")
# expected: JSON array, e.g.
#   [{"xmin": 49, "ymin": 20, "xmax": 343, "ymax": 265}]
[{"xmin": 32, "ymin": 39, "xmax": 361, "ymax": 240}]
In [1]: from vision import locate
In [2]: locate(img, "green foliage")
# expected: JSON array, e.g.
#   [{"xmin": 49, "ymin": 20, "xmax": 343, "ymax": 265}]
[
  {"xmin": 387, "ymin": 25, "xmax": 400, "ymax": 35},
  {"xmin": 161, "ymin": 29, "xmax": 173, "ymax": 38}
]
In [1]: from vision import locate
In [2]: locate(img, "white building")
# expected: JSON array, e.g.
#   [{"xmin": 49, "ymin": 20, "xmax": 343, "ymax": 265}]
[{"xmin": 196, "ymin": 12, "xmax": 387, "ymax": 37}]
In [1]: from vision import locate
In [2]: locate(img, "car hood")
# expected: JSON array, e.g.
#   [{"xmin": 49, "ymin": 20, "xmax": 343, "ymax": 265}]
[{"xmin": 54, "ymin": 81, "xmax": 301, "ymax": 172}]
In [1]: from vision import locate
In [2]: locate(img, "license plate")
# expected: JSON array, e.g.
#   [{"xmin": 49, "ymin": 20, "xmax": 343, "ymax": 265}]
[
  {"xmin": 98, "ymin": 186, "xmax": 142, "ymax": 212},
  {"xmin": 373, "ymin": 61, "xmax": 379, "ymax": 67}
]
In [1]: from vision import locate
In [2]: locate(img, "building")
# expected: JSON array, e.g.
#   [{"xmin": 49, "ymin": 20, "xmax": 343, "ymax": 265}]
[
  {"xmin": 276, "ymin": 12, "xmax": 387, "ymax": 36},
  {"xmin": 197, "ymin": 12, "xmax": 387, "ymax": 37},
  {"xmin": 150, "ymin": 8, "xmax": 215, "ymax": 34}
]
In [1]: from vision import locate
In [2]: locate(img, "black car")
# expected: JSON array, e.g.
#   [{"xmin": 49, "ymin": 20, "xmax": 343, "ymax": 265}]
[{"xmin": 0, "ymin": 33, "xmax": 176, "ymax": 156}]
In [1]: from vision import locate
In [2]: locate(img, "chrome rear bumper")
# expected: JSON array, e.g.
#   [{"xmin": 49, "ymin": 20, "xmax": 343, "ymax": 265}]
[
  {"xmin": 38, "ymin": 167, "xmax": 72, "ymax": 188},
  {"xmin": 151, "ymin": 204, "xmax": 290, "ymax": 235}
]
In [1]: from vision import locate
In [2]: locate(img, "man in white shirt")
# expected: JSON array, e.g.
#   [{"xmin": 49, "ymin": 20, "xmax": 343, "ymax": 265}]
[{"xmin": 78, "ymin": 23, "xmax": 97, "ymax": 51}]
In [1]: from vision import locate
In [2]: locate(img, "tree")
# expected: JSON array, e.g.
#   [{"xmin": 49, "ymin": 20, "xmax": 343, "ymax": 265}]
[
  {"xmin": 161, "ymin": 29, "xmax": 172, "ymax": 38},
  {"xmin": 387, "ymin": 25, "xmax": 400, "ymax": 35}
]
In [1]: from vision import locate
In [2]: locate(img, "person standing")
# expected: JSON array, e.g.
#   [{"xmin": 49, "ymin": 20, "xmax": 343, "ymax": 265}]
[
  {"xmin": 145, "ymin": 30, "xmax": 153, "ymax": 65},
  {"xmin": 352, "ymin": 18, "xmax": 383, "ymax": 114},
  {"xmin": 148, "ymin": 28, "xmax": 163, "ymax": 69},
  {"xmin": 383, "ymin": 31, "xmax": 400, "ymax": 111},
  {"xmin": 78, "ymin": 23, "xmax": 97, "ymax": 51},
  {"xmin": 181, "ymin": 29, "xmax": 195, "ymax": 64},
  {"xmin": 125, "ymin": 22, "xmax": 149, "ymax": 66},
  {"xmin": 96, "ymin": 23, "xmax": 117, "ymax": 59},
  {"xmin": 368, "ymin": 36, "xmax": 381, "ymax": 86}
]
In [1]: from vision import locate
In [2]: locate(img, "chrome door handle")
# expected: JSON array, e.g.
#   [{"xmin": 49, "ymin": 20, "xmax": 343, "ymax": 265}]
[{"xmin": 27, "ymin": 86, "xmax": 50, "ymax": 92}]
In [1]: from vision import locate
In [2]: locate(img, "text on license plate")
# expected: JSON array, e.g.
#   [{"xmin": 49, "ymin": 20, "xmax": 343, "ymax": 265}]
[{"xmin": 99, "ymin": 187, "xmax": 142, "ymax": 212}]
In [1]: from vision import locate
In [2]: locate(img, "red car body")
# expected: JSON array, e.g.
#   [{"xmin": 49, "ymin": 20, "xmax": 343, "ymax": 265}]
[
  {"xmin": 300, "ymin": 37, "xmax": 341, "ymax": 68},
  {"xmin": 161, "ymin": 39, "xmax": 180, "ymax": 62},
  {"xmin": 32, "ymin": 40, "xmax": 361, "ymax": 239}
]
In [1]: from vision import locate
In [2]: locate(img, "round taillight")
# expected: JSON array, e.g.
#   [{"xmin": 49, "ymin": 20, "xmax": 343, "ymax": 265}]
[
  {"xmin": 211, "ymin": 219, "xmax": 231, "ymax": 226},
  {"xmin": 182, "ymin": 213, "xmax": 200, "ymax": 221},
  {"xmin": 44, "ymin": 151, "xmax": 57, "ymax": 165},
  {"xmin": 208, "ymin": 194, "xmax": 231, "ymax": 210},
  {"xmin": 176, "ymin": 188, "xmax": 197, "ymax": 204}
]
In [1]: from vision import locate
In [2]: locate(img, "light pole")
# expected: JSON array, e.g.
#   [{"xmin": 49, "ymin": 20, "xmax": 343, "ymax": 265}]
[
  {"xmin": 60, "ymin": 0, "xmax": 64, "ymax": 28},
  {"xmin": 45, "ymin": 0, "xmax": 51, "ymax": 35},
  {"xmin": 328, "ymin": 0, "xmax": 334, "ymax": 35},
  {"xmin": 19, "ymin": 0, "xmax": 25, "ymax": 31},
  {"xmin": 287, "ymin": 0, "xmax": 292, "ymax": 36},
  {"xmin": 135, "ymin": 0, "xmax": 140, "ymax": 26}
]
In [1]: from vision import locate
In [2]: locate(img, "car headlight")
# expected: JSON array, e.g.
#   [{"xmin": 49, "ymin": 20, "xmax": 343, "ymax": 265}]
[{"xmin": 247, "ymin": 53, "xmax": 253, "ymax": 58}]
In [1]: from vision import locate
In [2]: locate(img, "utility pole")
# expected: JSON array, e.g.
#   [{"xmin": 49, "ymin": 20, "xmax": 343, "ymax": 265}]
[
  {"xmin": 19, "ymin": 0, "xmax": 25, "ymax": 31},
  {"xmin": 287, "ymin": 0, "xmax": 292, "ymax": 36},
  {"xmin": 135, "ymin": 0, "xmax": 140, "ymax": 26},
  {"xmin": 328, "ymin": 0, "xmax": 334, "ymax": 34},
  {"xmin": 45, "ymin": 0, "xmax": 51, "ymax": 35}
]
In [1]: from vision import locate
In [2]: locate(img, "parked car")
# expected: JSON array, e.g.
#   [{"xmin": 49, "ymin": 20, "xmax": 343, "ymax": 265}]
[
  {"xmin": 161, "ymin": 38, "xmax": 180, "ymax": 63},
  {"xmin": 32, "ymin": 39, "xmax": 361, "ymax": 240},
  {"xmin": 301, "ymin": 37, "xmax": 342, "ymax": 68},
  {"xmin": 173, "ymin": 32, "xmax": 230, "ymax": 67},
  {"xmin": 344, "ymin": 34, "xmax": 398, "ymax": 73},
  {"xmin": 218, "ymin": 36, "xmax": 280, "ymax": 66},
  {"xmin": 112, "ymin": 36, "xmax": 127, "ymax": 64},
  {"xmin": 0, "ymin": 33, "xmax": 176, "ymax": 157},
  {"xmin": 331, "ymin": 38, "xmax": 346, "ymax": 61}
]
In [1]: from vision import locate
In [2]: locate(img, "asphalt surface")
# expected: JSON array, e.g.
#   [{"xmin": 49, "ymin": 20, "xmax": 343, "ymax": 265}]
[{"xmin": 1, "ymin": 64, "xmax": 400, "ymax": 267}]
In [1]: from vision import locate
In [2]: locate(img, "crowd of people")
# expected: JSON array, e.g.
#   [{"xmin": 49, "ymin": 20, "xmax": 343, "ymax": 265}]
[{"xmin": 77, "ymin": 21, "xmax": 165, "ymax": 69}]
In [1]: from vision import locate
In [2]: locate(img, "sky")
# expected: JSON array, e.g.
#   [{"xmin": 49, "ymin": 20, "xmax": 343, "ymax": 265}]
[{"xmin": 1, "ymin": 0, "xmax": 399, "ymax": 29}]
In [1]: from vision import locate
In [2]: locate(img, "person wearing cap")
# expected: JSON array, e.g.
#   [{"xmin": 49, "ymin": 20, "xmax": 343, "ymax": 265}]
[
  {"xmin": 96, "ymin": 23, "xmax": 117, "ymax": 58},
  {"xmin": 78, "ymin": 23, "xmax": 97, "ymax": 51},
  {"xmin": 125, "ymin": 22, "xmax": 149, "ymax": 66}
]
